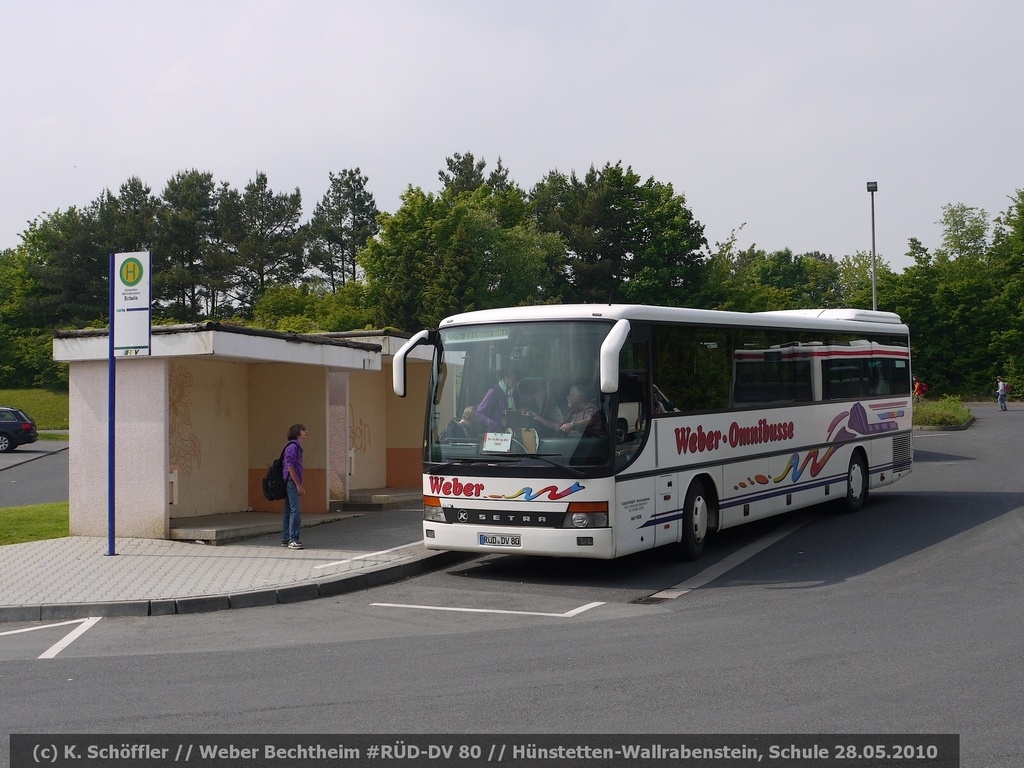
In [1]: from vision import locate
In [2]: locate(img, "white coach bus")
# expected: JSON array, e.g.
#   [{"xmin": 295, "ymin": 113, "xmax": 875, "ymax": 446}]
[{"xmin": 392, "ymin": 304, "xmax": 913, "ymax": 560}]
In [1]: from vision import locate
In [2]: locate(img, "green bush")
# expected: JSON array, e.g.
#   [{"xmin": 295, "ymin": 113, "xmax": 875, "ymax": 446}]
[
  {"xmin": 0, "ymin": 388, "xmax": 69, "ymax": 429},
  {"xmin": 913, "ymin": 395, "xmax": 972, "ymax": 427}
]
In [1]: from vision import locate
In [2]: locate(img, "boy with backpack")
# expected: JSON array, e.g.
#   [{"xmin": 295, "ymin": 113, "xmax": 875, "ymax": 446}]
[{"xmin": 280, "ymin": 424, "xmax": 308, "ymax": 549}]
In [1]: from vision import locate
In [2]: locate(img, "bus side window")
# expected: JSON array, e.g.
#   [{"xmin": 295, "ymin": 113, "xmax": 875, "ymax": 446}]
[
  {"xmin": 616, "ymin": 354, "xmax": 650, "ymax": 467},
  {"xmin": 869, "ymin": 361, "xmax": 890, "ymax": 395},
  {"xmin": 824, "ymin": 360, "xmax": 870, "ymax": 399},
  {"xmin": 617, "ymin": 402, "xmax": 640, "ymax": 433}
]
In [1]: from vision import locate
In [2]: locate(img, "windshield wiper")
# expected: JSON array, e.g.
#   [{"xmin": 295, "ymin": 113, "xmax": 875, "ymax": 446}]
[
  {"xmin": 428, "ymin": 456, "xmax": 518, "ymax": 472},
  {"xmin": 499, "ymin": 453, "xmax": 585, "ymax": 477}
]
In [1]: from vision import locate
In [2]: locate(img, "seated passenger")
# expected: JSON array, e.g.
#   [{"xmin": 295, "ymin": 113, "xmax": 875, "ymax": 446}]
[
  {"xmin": 440, "ymin": 406, "xmax": 479, "ymax": 441},
  {"xmin": 525, "ymin": 384, "xmax": 602, "ymax": 437},
  {"xmin": 541, "ymin": 377, "xmax": 567, "ymax": 426},
  {"xmin": 516, "ymin": 378, "xmax": 547, "ymax": 417}
]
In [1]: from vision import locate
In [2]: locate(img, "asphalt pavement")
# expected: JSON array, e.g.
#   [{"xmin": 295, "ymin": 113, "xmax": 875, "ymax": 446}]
[{"xmin": 0, "ymin": 438, "xmax": 69, "ymax": 506}]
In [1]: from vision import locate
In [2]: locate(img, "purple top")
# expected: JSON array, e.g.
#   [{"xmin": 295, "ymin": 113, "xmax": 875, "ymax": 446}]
[
  {"xmin": 283, "ymin": 440, "xmax": 303, "ymax": 484},
  {"xmin": 476, "ymin": 384, "xmax": 511, "ymax": 431}
]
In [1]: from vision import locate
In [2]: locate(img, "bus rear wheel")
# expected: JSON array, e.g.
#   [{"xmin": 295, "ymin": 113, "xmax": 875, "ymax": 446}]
[
  {"xmin": 677, "ymin": 479, "xmax": 711, "ymax": 560},
  {"xmin": 843, "ymin": 451, "xmax": 869, "ymax": 512}
]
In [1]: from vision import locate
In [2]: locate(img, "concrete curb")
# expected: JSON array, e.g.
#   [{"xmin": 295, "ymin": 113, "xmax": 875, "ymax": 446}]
[
  {"xmin": 0, "ymin": 550, "xmax": 468, "ymax": 623},
  {"xmin": 916, "ymin": 416, "xmax": 976, "ymax": 432}
]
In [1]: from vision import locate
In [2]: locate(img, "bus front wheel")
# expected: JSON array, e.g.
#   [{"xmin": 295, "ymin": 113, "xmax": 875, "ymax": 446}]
[
  {"xmin": 677, "ymin": 479, "xmax": 711, "ymax": 560},
  {"xmin": 843, "ymin": 452, "xmax": 869, "ymax": 512}
]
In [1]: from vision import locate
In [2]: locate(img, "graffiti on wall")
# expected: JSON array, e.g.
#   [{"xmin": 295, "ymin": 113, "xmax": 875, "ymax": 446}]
[
  {"xmin": 350, "ymin": 408, "xmax": 371, "ymax": 455},
  {"xmin": 169, "ymin": 364, "xmax": 202, "ymax": 476}
]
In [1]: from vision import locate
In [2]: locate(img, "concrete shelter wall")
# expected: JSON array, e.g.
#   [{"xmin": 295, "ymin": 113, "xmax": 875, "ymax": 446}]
[
  {"xmin": 328, "ymin": 372, "xmax": 349, "ymax": 501},
  {"xmin": 348, "ymin": 370, "xmax": 386, "ymax": 489},
  {"xmin": 68, "ymin": 358, "xmax": 169, "ymax": 538},
  {"xmin": 247, "ymin": 364, "xmax": 328, "ymax": 513},
  {"xmin": 169, "ymin": 358, "xmax": 249, "ymax": 519},
  {"xmin": 385, "ymin": 360, "xmax": 429, "ymax": 488}
]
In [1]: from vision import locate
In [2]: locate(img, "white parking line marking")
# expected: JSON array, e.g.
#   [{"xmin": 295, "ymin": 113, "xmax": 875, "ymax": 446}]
[
  {"xmin": 0, "ymin": 618, "xmax": 94, "ymax": 637},
  {"xmin": 314, "ymin": 542, "xmax": 421, "ymax": 570},
  {"xmin": 371, "ymin": 601, "xmax": 605, "ymax": 618},
  {"xmin": 0, "ymin": 617, "xmax": 102, "ymax": 659},
  {"xmin": 38, "ymin": 617, "xmax": 102, "ymax": 659},
  {"xmin": 650, "ymin": 514, "xmax": 813, "ymax": 600}
]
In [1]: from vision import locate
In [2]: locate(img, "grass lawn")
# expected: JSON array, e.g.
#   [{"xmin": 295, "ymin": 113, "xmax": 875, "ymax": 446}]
[
  {"xmin": 0, "ymin": 388, "xmax": 69, "ymax": 430},
  {"xmin": 0, "ymin": 502, "xmax": 69, "ymax": 545}
]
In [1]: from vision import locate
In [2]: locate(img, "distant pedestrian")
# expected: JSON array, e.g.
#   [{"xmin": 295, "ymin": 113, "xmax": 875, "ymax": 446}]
[
  {"xmin": 281, "ymin": 424, "xmax": 308, "ymax": 549},
  {"xmin": 996, "ymin": 376, "xmax": 1009, "ymax": 411},
  {"xmin": 912, "ymin": 375, "xmax": 927, "ymax": 403}
]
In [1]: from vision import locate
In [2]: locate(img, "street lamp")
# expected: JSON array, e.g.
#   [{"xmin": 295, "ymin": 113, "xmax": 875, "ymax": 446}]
[{"xmin": 867, "ymin": 181, "xmax": 878, "ymax": 311}]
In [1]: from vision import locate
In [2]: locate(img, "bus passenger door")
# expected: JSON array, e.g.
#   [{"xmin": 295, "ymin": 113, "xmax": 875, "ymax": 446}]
[{"xmin": 655, "ymin": 473, "xmax": 681, "ymax": 546}]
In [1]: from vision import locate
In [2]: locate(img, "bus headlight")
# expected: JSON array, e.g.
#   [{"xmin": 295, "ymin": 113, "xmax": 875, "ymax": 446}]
[
  {"xmin": 423, "ymin": 495, "xmax": 446, "ymax": 522},
  {"xmin": 563, "ymin": 501, "xmax": 608, "ymax": 528}
]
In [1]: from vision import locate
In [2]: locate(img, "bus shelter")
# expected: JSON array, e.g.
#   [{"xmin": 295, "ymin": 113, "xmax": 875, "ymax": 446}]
[{"xmin": 53, "ymin": 323, "xmax": 431, "ymax": 540}]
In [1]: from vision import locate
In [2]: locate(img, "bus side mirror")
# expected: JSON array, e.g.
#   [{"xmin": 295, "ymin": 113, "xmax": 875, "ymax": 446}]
[
  {"xmin": 393, "ymin": 330, "xmax": 431, "ymax": 397},
  {"xmin": 600, "ymin": 319, "xmax": 631, "ymax": 394}
]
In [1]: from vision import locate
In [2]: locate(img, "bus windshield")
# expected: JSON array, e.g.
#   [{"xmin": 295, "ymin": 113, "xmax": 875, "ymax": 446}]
[{"xmin": 426, "ymin": 319, "xmax": 639, "ymax": 473}]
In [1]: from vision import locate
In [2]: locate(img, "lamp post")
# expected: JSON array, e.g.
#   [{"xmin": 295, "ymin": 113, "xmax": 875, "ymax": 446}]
[{"xmin": 867, "ymin": 181, "xmax": 878, "ymax": 311}]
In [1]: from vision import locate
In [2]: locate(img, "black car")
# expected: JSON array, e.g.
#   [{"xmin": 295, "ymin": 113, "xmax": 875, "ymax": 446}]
[{"xmin": 0, "ymin": 406, "xmax": 38, "ymax": 452}]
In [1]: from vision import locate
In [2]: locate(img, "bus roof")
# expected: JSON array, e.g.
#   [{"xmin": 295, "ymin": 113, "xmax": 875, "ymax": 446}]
[
  {"xmin": 755, "ymin": 308, "xmax": 904, "ymax": 324},
  {"xmin": 438, "ymin": 304, "xmax": 909, "ymax": 335}
]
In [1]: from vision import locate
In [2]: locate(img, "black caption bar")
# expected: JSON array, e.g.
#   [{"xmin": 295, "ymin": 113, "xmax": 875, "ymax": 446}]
[{"xmin": 11, "ymin": 733, "xmax": 959, "ymax": 768}]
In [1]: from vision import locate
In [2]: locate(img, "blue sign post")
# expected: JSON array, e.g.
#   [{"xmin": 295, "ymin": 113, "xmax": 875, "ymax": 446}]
[{"xmin": 107, "ymin": 252, "xmax": 152, "ymax": 556}]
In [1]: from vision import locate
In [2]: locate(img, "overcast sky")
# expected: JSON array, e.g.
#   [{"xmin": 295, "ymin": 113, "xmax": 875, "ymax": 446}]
[{"xmin": 3, "ymin": 0, "xmax": 1022, "ymax": 273}]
